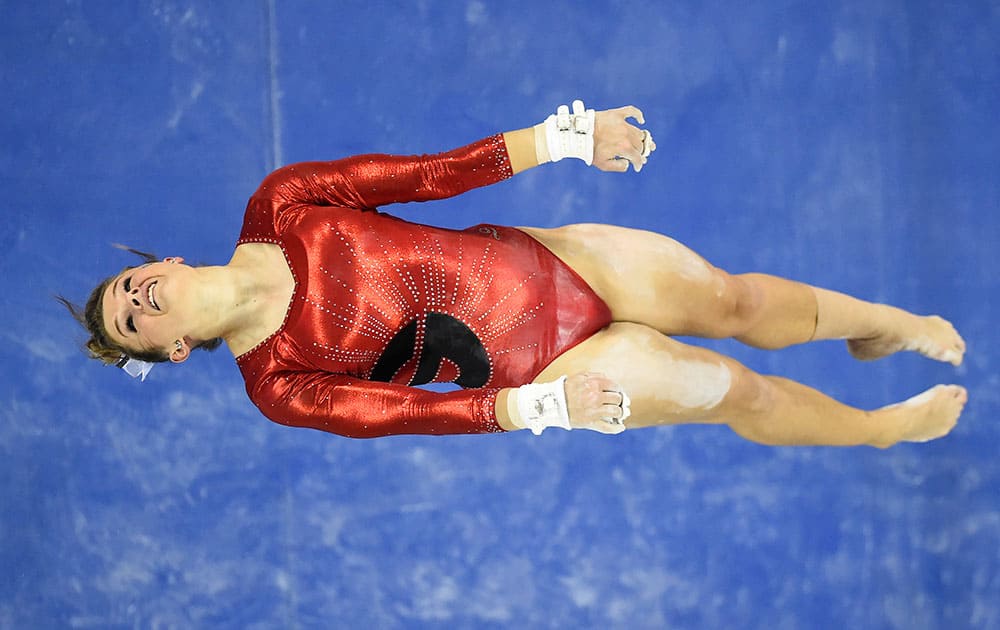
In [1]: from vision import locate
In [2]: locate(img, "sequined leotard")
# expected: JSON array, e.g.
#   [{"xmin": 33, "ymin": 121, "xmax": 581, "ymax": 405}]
[{"xmin": 236, "ymin": 134, "xmax": 611, "ymax": 438}]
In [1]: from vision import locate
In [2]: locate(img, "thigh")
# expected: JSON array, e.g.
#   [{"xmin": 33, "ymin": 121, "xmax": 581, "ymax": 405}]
[
  {"xmin": 533, "ymin": 322, "xmax": 771, "ymax": 429},
  {"xmin": 519, "ymin": 223, "xmax": 744, "ymax": 337}
]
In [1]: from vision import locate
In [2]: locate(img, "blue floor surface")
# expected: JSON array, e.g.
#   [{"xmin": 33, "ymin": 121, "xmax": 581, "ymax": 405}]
[{"xmin": 2, "ymin": 2, "xmax": 998, "ymax": 628}]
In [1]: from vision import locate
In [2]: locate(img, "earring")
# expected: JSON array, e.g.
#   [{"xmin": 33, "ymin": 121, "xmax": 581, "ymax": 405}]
[{"xmin": 175, "ymin": 341, "xmax": 183, "ymax": 351}]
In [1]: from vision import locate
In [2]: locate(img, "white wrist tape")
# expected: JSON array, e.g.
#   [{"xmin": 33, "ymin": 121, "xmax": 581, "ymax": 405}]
[
  {"xmin": 514, "ymin": 376, "xmax": 571, "ymax": 436},
  {"xmin": 542, "ymin": 100, "xmax": 595, "ymax": 165}
]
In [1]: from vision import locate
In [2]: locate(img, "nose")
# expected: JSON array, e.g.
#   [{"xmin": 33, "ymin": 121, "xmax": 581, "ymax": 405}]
[{"xmin": 129, "ymin": 286, "xmax": 142, "ymax": 309}]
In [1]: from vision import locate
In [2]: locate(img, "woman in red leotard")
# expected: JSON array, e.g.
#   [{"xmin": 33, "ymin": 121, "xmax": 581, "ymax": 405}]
[{"xmin": 63, "ymin": 102, "xmax": 967, "ymax": 446}]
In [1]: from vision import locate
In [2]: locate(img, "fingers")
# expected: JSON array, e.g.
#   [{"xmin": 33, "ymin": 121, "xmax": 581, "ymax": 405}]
[
  {"xmin": 599, "ymin": 387, "xmax": 629, "ymax": 419},
  {"xmin": 596, "ymin": 144, "xmax": 644, "ymax": 172},
  {"xmin": 580, "ymin": 371, "xmax": 619, "ymax": 394},
  {"xmin": 618, "ymin": 105, "xmax": 645, "ymax": 125},
  {"xmin": 628, "ymin": 127, "xmax": 647, "ymax": 149},
  {"xmin": 595, "ymin": 419, "xmax": 628, "ymax": 435},
  {"xmin": 614, "ymin": 148, "xmax": 646, "ymax": 172},
  {"xmin": 599, "ymin": 389, "xmax": 626, "ymax": 406},
  {"xmin": 592, "ymin": 105, "xmax": 654, "ymax": 173},
  {"xmin": 598, "ymin": 157, "xmax": 632, "ymax": 173},
  {"xmin": 570, "ymin": 371, "xmax": 631, "ymax": 433},
  {"xmin": 640, "ymin": 129, "xmax": 656, "ymax": 158}
]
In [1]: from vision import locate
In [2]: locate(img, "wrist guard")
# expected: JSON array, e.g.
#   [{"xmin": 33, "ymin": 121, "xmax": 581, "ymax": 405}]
[
  {"xmin": 513, "ymin": 376, "xmax": 572, "ymax": 436},
  {"xmin": 541, "ymin": 100, "xmax": 595, "ymax": 165}
]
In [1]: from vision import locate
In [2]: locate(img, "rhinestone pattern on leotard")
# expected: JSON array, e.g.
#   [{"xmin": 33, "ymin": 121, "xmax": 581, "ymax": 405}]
[{"xmin": 234, "ymin": 135, "xmax": 611, "ymax": 438}]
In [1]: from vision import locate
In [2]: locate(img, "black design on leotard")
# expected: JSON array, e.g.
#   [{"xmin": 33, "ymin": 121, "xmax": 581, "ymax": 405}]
[{"xmin": 371, "ymin": 313, "xmax": 490, "ymax": 388}]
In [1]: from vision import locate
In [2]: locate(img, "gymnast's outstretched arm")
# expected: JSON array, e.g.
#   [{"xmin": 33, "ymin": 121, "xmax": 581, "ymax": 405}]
[
  {"xmin": 504, "ymin": 105, "xmax": 653, "ymax": 174},
  {"xmin": 248, "ymin": 102, "xmax": 655, "ymax": 216}
]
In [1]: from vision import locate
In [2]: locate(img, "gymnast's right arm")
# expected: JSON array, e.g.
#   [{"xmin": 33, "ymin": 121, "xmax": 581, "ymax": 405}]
[
  {"xmin": 248, "ymin": 371, "xmax": 627, "ymax": 438},
  {"xmin": 248, "ymin": 370, "xmax": 508, "ymax": 438},
  {"xmin": 248, "ymin": 102, "xmax": 655, "ymax": 214},
  {"xmin": 249, "ymin": 134, "xmax": 515, "ymax": 214},
  {"xmin": 504, "ymin": 103, "xmax": 652, "ymax": 174}
]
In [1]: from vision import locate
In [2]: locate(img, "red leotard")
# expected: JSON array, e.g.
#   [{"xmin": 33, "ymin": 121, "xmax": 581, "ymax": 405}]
[{"xmin": 236, "ymin": 134, "xmax": 611, "ymax": 438}]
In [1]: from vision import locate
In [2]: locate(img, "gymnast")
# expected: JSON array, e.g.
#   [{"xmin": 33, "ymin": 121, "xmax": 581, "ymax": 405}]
[{"xmin": 61, "ymin": 101, "xmax": 967, "ymax": 446}]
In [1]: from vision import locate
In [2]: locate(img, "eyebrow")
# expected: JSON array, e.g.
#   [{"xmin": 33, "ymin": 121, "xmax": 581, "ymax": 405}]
[{"xmin": 112, "ymin": 276, "xmax": 125, "ymax": 338}]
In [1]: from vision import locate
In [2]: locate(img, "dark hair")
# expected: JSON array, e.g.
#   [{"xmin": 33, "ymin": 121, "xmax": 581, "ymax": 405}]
[{"xmin": 57, "ymin": 245, "xmax": 223, "ymax": 365}]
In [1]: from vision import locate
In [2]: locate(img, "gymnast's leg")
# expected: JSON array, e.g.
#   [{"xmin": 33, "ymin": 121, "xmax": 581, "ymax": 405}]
[
  {"xmin": 535, "ymin": 323, "xmax": 966, "ymax": 447},
  {"xmin": 519, "ymin": 224, "xmax": 965, "ymax": 365}
]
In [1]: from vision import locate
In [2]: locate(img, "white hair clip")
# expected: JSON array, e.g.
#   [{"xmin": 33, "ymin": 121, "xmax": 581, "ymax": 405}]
[{"xmin": 115, "ymin": 354, "xmax": 154, "ymax": 381}]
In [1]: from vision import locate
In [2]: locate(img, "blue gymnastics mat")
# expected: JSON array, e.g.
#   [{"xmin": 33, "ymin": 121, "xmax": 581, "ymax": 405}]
[{"xmin": 2, "ymin": 2, "xmax": 998, "ymax": 628}]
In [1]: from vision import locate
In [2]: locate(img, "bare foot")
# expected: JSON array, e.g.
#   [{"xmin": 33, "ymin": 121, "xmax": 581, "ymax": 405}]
[
  {"xmin": 847, "ymin": 312, "xmax": 966, "ymax": 366},
  {"xmin": 873, "ymin": 385, "xmax": 967, "ymax": 447}
]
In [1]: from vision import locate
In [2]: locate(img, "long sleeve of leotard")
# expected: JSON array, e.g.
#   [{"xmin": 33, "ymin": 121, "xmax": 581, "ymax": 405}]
[
  {"xmin": 236, "ymin": 134, "xmax": 518, "ymax": 438},
  {"xmin": 248, "ymin": 368, "xmax": 503, "ymax": 439},
  {"xmin": 246, "ymin": 134, "xmax": 513, "ymax": 222}
]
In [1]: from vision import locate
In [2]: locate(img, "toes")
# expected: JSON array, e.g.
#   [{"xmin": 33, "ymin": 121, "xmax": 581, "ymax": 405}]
[
  {"xmin": 950, "ymin": 343, "xmax": 966, "ymax": 366},
  {"xmin": 942, "ymin": 349, "xmax": 962, "ymax": 366},
  {"xmin": 939, "ymin": 317, "xmax": 966, "ymax": 360}
]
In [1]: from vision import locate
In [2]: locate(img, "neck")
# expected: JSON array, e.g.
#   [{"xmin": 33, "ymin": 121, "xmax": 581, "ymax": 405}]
[
  {"xmin": 177, "ymin": 264, "xmax": 257, "ymax": 343},
  {"xmin": 211, "ymin": 244, "xmax": 295, "ymax": 355}
]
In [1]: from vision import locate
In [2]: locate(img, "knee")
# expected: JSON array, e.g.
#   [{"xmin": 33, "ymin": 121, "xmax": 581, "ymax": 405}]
[
  {"xmin": 706, "ymin": 273, "xmax": 766, "ymax": 338},
  {"xmin": 723, "ymin": 371, "xmax": 784, "ymax": 444},
  {"xmin": 722, "ymin": 364, "xmax": 774, "ymax": 416}
]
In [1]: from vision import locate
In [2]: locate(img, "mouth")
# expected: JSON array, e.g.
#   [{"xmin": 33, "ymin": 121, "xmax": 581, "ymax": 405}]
[{"xmin": 147, "ymin": 281, "xmax": 160, "ymax": 311}]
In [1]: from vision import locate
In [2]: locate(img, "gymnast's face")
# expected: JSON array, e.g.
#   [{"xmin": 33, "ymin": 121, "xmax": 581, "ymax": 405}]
[{"xmin": 100, "ymin": 257, "xmax": 196, "ymax": 362}]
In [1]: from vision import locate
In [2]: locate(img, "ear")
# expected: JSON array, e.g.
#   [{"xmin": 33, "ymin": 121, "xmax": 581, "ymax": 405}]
[
  {"xmin": 163, "ymin": 256, "xmax": 185, "ymax": 265},
  {"xmin": 169, "ymin": 338, "xmax": 191, "ymax": 363}
]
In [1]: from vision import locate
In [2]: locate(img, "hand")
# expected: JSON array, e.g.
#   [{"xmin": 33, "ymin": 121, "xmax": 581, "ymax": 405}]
[
  {"xmin": 592, "ymin": 106, "xmax": 656, "ymax": 173},
  {"xmin": 565, "ymin": 371, "xmax": 630, "ymax": 434}
]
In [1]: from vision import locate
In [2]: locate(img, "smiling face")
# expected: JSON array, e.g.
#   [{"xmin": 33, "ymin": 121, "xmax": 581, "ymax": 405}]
[{"xmin": 100, "ymin": 257, "xmax": 196, "ymax": 362}]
